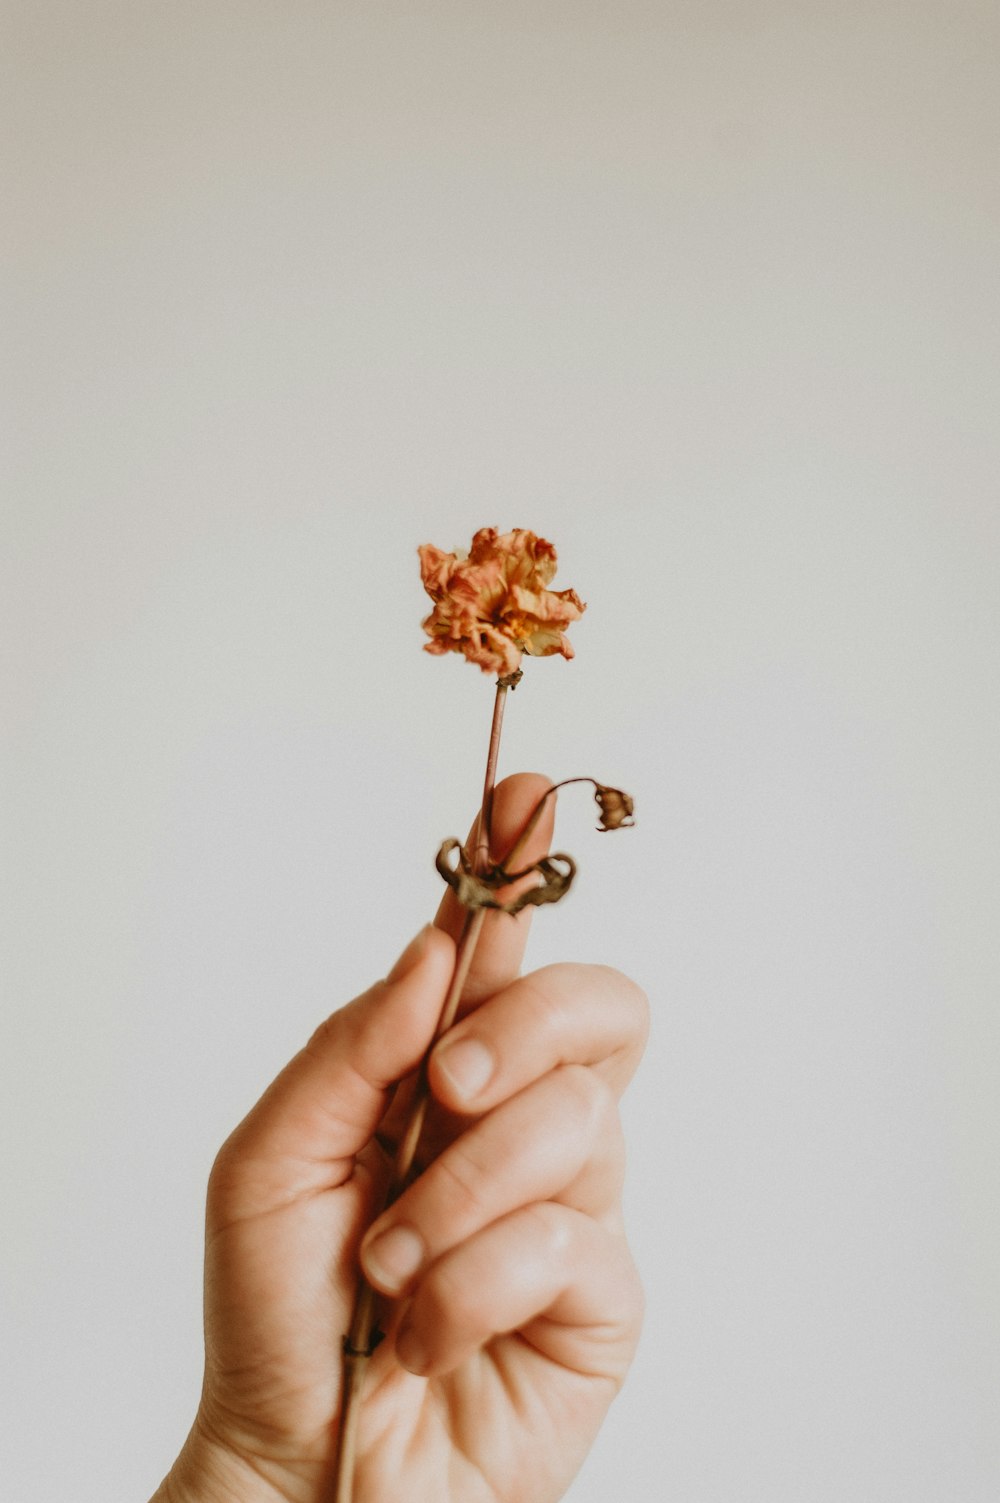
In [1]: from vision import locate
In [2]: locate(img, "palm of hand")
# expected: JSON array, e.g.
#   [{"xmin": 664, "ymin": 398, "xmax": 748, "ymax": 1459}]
[
  {"xmin": 188, "ymin": 777, "xmax": 646, "ymax": 1503},
  {"xmin": 202, "ymin": 1128, "xmax": 624, "ymax": 1503}
]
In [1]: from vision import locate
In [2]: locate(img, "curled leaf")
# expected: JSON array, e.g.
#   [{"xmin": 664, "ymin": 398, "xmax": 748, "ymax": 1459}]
[
  {"xmin": 435, "ymin": 839, "xmax": 577, "ymax": 916},
  {"xmin": 502, "ymin": 854, "xmax": 576, "ymax": 914},
  {"xmin": 435, "ymin": 839, "xmax": 504, "ymax": 912}
]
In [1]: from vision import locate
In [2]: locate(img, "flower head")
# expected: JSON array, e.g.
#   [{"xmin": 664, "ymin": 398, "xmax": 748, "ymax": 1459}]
[{"xmin": 418, "ymin": 527, "xmax": 586, "ymax": 676}]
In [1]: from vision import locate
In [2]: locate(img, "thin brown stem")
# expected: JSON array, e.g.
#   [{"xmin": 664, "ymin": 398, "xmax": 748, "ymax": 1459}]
[
  {"xmin": 330, "ymin": 679, "xmax": 511, "ymax": 1503},
  {"xmin": 499, "ymin": 776, "xmax": 593, "ymax": 872},
  {"xmin": 473, "ymin": 676, "xmax": 510, "ymax": 873}
]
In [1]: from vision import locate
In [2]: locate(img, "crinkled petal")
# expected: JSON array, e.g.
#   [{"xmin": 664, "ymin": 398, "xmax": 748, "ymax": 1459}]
[
  {"xmin": 509, "ymin": 583, "xmax": 585, "ymax": 627},
  {"xmin": 522, "ymin": 625, "xmax": 575, "ymax": 659},
  {"xmin": 417, "ymin": 543, "xmax": 457, "ymax": 599}
]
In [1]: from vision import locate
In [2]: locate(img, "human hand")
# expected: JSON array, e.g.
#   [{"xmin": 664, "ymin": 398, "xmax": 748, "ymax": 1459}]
[{"xmin": 154, "ymin": 773, "xmax": 648, "ymax": 1503}]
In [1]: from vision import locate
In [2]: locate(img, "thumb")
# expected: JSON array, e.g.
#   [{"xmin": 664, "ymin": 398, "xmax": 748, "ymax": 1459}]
[{"xmin": 213, "ymin": 925, "xmax": 456, "ymax": 1201}]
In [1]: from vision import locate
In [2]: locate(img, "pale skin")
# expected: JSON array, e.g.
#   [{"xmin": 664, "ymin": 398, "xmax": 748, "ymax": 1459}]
[{"xmin": 153, "ymin": 773, "xmax": 648, "ymax": 1503}]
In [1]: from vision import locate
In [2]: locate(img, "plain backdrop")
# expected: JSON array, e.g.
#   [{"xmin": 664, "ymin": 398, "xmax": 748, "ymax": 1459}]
[{"xmin": 3, "ymin": 3, "xmax": 999, "ymax": 1500}]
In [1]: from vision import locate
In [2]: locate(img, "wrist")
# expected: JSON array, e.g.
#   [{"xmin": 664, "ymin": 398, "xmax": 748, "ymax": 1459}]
[{"xmin": 151, "ymin": 1416, "xmax": 291, "ymax": 1503}]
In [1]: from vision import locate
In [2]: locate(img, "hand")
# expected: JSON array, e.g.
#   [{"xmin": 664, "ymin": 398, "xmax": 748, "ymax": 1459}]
[{"xmin": 155, "ymin": 774, "xmax": 648, "ymax": 1503}]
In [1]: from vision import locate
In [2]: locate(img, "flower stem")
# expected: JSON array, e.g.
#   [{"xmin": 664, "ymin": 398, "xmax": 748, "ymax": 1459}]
[
  {"xmin": 330, "ymin": 679, "xmax": 511, "ymax": 1503},
  {"xmin": 473, "ymin": 676, "xmax": 510, "ymax": 871},
  {"xmin": 499, "ymin": 776, "xmax": 592, "ymax": 869}
]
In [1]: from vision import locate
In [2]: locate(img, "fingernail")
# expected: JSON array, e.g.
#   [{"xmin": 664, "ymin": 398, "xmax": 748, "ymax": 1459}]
[
  {"xmin": 362, "ymin": 1224, "xmax": 425, "ymax": 1294},
  {"xmin": 395, "ymin": 1321, "xmax": 428, "ymax": 1374},
  {"xmin": 434, "ymin": 1036, "xmax": 494, "ymax": 1101},
  {"xmin": 387, "ymin": 925, "xmax": 431, "ymax": 983}
]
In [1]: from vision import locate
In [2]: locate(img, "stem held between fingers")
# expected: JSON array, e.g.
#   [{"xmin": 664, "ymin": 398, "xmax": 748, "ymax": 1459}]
[{"xmin": 331, "ymin": 680, "xmax": 510, "ymax": 1503}]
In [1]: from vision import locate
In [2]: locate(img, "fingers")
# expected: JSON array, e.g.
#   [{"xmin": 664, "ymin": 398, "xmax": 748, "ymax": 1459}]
[
  {"xmin": 361, "ymin": 1064, "xmax": 625, "ymax": 1296},
  {"xmin": 433, "ymin": 771, "xmax": 557, "ymax": 1008},
  {"xmin": 357, "ymin": 956, "xmax": 650, "ymax": 1379},
  {"xmin": 208, "ymin": 925, "xmax": 456, "ymax": 1217},
  {"xmin": 428, "ymin": 962, "xmax": 649, "ymax": 1112},
  {"xmin": 359, "ymin": 957, "xmax": 648, "ymax": 1365},
  {"xmin": 391, "ymin": 1203, "xmax": 643, "ymax": 1381}
]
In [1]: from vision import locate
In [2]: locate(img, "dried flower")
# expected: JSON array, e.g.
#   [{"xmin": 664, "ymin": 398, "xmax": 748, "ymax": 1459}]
[
  {"xmin": 334, "ymin": 530, "xmax": 633, "ymax": 1503},
  {"xmin": 418, "ymin": 526, "xmax": 586, "ymax": 675}
]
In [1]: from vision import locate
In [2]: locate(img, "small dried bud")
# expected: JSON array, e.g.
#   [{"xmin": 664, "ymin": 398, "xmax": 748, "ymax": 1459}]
[{"xmin": 594, "ymin": 785, "xmax": 635, "ymax": 832}]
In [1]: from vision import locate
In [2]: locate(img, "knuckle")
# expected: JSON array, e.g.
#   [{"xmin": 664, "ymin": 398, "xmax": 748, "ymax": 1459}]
[
  {"xmin": 206, "ymin": 1136, "xmax": 244, "ymax": 1215},
  {"xmin": 305, "ymin": 1014, "xmax": 335, "ymax": 1055},
  {"xmin": 208, "ymin": 1129, "xmax": 239, "ymax": 1185},
  {"xmin": 595, "ymin": 964, "xmax": 650, "ymax": 1040},
  {"xmin": 523, "ymin": 962, "xmax": 651, "ymax": 1054},
  {"xmin": 431, "ymin": 1140, "xmax": 493, "ymax": 1221},
  {"xmin": 423, "ymin": 1257, "xmax": 481, "ymax": 1337},
  {"xmin": 555, "ymin": 1062, "xmax": 614, "ymax": 1134},
  {"xmin": 524, "ymin": 1199, "xmax": 573, "ymax": 1259},
  {"xmin": 517, "ymin": 968, "xmax": 573, "ymax": 1047},
  {"xmin": 304, "ymin": 1004, "xmax": 350, "ymax": 1059},
  {"xmin": 629, "ymin": 981, "xmax": 652, "ymax": 1045}
]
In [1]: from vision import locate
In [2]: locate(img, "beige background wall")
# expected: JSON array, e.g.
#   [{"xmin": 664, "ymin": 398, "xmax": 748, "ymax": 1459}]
[{"xmin": 3, "ymin": 4, "xmax": 998, "ymax": 1499}]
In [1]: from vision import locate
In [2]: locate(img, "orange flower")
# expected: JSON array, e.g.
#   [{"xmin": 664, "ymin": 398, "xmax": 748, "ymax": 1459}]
[{"xmin": 418, "ymin": 527, "xmax": 586, "ymax": 675}]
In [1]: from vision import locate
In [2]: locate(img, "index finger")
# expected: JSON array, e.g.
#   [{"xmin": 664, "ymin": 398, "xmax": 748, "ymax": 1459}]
[{"xmin": 433, "ymin": 771, "xmax": 556, "ymax": 1009}]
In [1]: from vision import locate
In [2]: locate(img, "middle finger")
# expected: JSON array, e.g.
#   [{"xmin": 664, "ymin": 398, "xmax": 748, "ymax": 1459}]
[{"xmin": 428, "ymin": 961, "xmax": 649, "ymax": 1116}]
